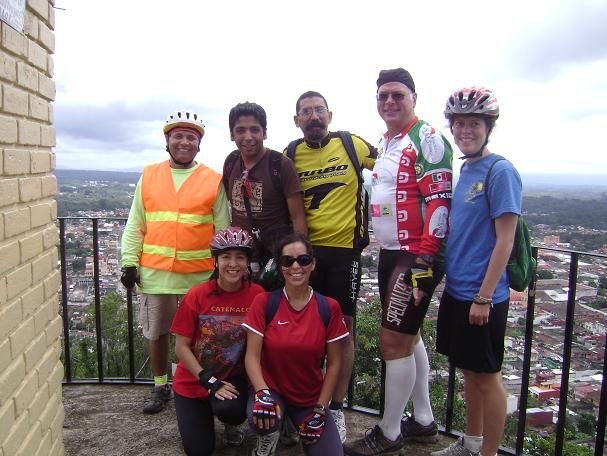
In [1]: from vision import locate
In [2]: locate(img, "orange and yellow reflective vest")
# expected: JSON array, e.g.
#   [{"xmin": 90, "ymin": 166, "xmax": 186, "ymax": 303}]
[{"xmin": 139, "ymin": 161, "xmax": 222, "ymax": 273}]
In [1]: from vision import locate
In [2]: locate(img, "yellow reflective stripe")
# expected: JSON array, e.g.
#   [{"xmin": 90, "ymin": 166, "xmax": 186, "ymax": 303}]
[
  {"xmin": 142, "ymin": 244, "xmax": 175, "ymax": 257},
  {"xmin": 145, "ymin": 211, "xmax": 213, "ymax": 225},
  {"xmin": 178, "ymin": 213, "xmax": 214, "ymax": 224},
  {"xmin": 143, "ymin": 244, "xmax": 211, "ymax": 260},
  {"xmin": 146, "ymin": 211, "xmax": 178, "ymax": 222},
  {"xmin": 176, "ymin": 249, "xmax": 212, "ymax": 260}
]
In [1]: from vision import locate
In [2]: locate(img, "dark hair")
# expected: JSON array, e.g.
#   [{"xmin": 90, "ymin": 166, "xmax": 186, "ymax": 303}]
[
  {"xmin": 228, "ymin": 102, "xmax": 267, "ymax": 133},
  {"xmin": 274, "ymin": 233, "xmax": 313, "ymax": 260},
  {"xmin": 295, "ymin": 91, "xmax": 329, "ymax": 114}
]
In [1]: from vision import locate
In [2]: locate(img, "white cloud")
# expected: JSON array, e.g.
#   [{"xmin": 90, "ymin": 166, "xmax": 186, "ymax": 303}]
[{"xmin": 53, "ymin": 0, "xmax": 607, "ymax": 177}]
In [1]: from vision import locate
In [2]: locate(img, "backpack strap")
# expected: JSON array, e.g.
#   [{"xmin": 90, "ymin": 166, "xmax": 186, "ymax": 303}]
[
  {"xmin": 267, "ymin": 149, "xmax": 283, "ymax": 193},
  {"xmin": 222, "ymin": 150, "xmax": 240, "ymax": 194},
  {"xmin": 265, "ymin": 289, "xmax": 330, "ymax": 329},
  {"xmin": 337, "ymin": 131, "xmax": 363, "ymax": 179},
  {"xmin": 314, "ymin": 292, "xmax": 331, "ymax": 329},
  {"xmin": 286, "ymin": 139, "xmax": 302, "ymax": 161},
  {"xmin": 484, "ymin": 155, "xmax": 507, "ymax": 210},
  {"xmin": 265, "ymin": 289, "xmax": 283, "ymax": 326}
]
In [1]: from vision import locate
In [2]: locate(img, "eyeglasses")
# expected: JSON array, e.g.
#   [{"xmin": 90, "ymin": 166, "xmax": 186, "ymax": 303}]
[
  {"xmin": 298, "ymin": 106, "xmax": 328, "ymax": 117},
  {"xmin": 278, "ymin": 254, "xmax": 314, "ymax": 267},
  {"xmin": 376, "ymin": 92, "xmax": 410, "ymax": 102}
]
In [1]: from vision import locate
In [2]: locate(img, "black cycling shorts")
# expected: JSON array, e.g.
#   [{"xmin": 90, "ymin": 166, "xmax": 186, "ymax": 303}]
[
  {"xmin": 310, "ymin": 246, "xmax": 361, "ymax": 318},
  {"xmin": 378, "ymin": 249, "xmax": 443, "ymax": 335}
]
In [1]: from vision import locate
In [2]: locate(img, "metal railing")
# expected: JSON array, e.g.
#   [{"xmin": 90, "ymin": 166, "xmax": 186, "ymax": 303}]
[{"xmin": 58, "ymin": 217, "xmax": 607, "ymax": 455}]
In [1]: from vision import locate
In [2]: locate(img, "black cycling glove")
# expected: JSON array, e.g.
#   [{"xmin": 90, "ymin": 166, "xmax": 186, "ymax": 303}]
[
  {"xmin": 120, "ymin": 266, "xmax": 138, "ymax": 289},
  {"xmin": 198, "ymin": 371, "xmax": 225, "ymax": 395},
  {"xmin": 407, "ymin": 264, "xmax": 435, "ymax": 295}
]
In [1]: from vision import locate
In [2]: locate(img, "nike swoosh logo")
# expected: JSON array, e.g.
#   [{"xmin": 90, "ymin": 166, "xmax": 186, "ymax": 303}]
[{"xmin": 277, "ymin": 321, "xmax": 289, "ymax": 325}]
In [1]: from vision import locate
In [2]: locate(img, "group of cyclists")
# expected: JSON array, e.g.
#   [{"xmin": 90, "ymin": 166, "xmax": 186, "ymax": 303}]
[{"xmin": 121, "ymin": 67, "xmax": 522, "ymax": 456}]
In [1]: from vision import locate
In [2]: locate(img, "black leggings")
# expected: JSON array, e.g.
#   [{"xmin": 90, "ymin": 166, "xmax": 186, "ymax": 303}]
[{"xmin": 174, "ymin": 376, "xmax": 248, "ymax": 456}]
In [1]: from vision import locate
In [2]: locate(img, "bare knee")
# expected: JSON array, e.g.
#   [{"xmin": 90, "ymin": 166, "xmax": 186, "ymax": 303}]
[{"xmin": 380, "ymin": 329, "xmax": 418, "ymax": 360}]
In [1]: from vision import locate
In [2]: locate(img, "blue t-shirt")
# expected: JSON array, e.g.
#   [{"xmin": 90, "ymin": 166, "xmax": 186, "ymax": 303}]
[{"xmin": 445, "ymin": 154, "xmax": 522, "ymax": 302}]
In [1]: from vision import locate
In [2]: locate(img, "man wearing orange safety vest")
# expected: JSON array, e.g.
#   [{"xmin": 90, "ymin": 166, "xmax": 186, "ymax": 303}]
[{"xmin": 121, "ymin": 110, "xmax": 229, "ymax": 414}]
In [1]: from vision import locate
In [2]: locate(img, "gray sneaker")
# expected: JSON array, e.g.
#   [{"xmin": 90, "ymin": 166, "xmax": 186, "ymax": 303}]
[
  {"xmin": 344, "ymin": 425, "xmax": 403, "ymax": 456},
  {"xmin": 330, "ymin": 408, "xmax": 347, "ymax": 444},
  {"xmin": 142, "ymin": 385, "xmax": 171, "ymax": 414},
  {"xmin": 251, "ymin": 430, "xmax": 279, "ymax": 456},
  {"xmin": 224, "ymin": 423, "xmax": 245, "ymax": 446},
  {"xmin": 400, "ymin": 415, "xmax": 439, "ymax": 443},
  {"xmin": 430, "ymin": 436, "xmax": 479, "ymax": 456}
]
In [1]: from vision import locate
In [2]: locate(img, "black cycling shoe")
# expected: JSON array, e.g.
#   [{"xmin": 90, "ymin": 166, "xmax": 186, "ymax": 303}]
[{"xmin": 143, "ymin": 385, "xmax": 171, "ymax": 414}]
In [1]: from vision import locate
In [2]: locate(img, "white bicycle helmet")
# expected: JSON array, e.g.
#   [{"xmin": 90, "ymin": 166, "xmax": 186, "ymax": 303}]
[
  {"xmin": 210, "ymin": 226, "xmax": 254, "ymax": 257},
  {"xmin": 163, "ymin": 110, "xmax": 206, "ymax": 136},
  {"xmin": 444, "ymin": 87, "xmax": 499, "ymax": 119}
]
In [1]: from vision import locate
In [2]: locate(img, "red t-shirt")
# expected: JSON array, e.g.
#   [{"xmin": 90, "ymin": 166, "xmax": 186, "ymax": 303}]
[
  {"xmin": 171, "ymin": 280, "xmax": 265, "ymax": 399},
  {"xmin": 242, "ymin": 290, "xmax": 349, "ymax": 407}
]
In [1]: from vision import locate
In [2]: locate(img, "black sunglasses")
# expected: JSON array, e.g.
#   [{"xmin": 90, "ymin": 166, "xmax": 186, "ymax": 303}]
[{"xmin": 278, "ymin": 254, "xmax": 314, "ymax": 267}]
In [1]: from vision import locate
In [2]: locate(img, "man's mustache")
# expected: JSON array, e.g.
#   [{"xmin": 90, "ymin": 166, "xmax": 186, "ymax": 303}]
[{"xmin": 306, "ymin": 121, "xmax": 325, "ymax": 129}]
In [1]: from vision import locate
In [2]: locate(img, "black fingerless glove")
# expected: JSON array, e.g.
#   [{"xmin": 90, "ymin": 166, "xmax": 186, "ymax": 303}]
[
  {"xmin": 409, "ymin": 264, "xmax": 435, "ymax": 295},
  {"xmin": 198, "ymin": 371, "xmax": 224, "ymax": 395},
  {"xmin": 120, "ymin": 266, "xmax": 138, "ymax": 289}
]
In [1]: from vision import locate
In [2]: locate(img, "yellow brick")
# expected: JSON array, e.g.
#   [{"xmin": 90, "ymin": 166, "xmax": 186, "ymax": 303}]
[
  {"xmin": 3, "ymin": 149, "xmax": 30, "ymax": 175},
  {"xmin": 0, "ymin": 53, "xmax": 17, "ymax": 82},
  {"xmin": 0, "ymin": 357, "xmax": 25, "ymax": 406},
  {"xmin": 0, "ymin": 148, "xmax": 2, "ymax": 173},
  {"xmin": 24, "ymin": 332, "xmax": 46, "ymax": 375},
  {"xmin": 0, "ymin": 241, "xmax": 19, "ymax": 275},
  {"xmin": 9, "ymin": 316, "xmax": 35, "ymax": 360},
  {"xmin": 30, "ymin": 150, "xmax": 50, "ymax": 174},
  {"xmin": 46, "ymin": 360, "xmax": 63, "ymax": 391},
  {"xmin": 1, "ymin": 23, "xmax": 26, "ymax": 56},
  {"xmin": 0, "ymin": 339, "xmax": 10, "ymax": 372},
  {"xmin": 47, "ymin": 102, "xmax": 52, "ymax": 123},
  {"xmin": 40, "ymin": 124, "xmax": 54, "ymax": 146},
  {"xmin": 2, "ymin": 85, "xmax": 29, "ymax": 116},
  {"xmin": 34, "ymin": 297, "xmax": 55, "ymax": 335},
  {"xmin": 27, "ymin": 40, "xmax": 47, "ymax": 72},
  {"xmin": 49, "ymin": 401, "xmax": 63, "ymax": 444},
  {"xmin": 0, "ymin": 214, "xmax": 4, "ymax": 241},
  {"xmin": 4, "ymin": 207, "xmax": 31, "ymax": 238},
  {"xmin": 49, "ymin": 438, "xmax": 63, "ymax": 456},
  {"xmin": 30, "ymin": 202, "xmax": 52, "ymax": 227},
  {"xmin": 14, "ymin": 371, "xmax": 38, "ymax": 416},
  {"xmin": 16, "ymin": 62, "xmax": 38, "ymax": 91},
  {"xmin": 21, "ymin": 281, "xmax": 44, "ymax": 317},
  {"xmin": 31, "ymin": 249, "xmax": 53, "ymax": 282},
  {"xmin": 23, "ymin": 12, "xmax": 38, "ymax": 40},
  {"xmin": 28, "ymin": 386, "xmax": 48, "ymax": 426},
  {"xmin": 3, "ymin": 411, "xmax": 30, "ymax": 456},
  {"xmin": 0, "ymin": 277, "xmax": 6, "ymax": 306},
  {"xmin": 38, "ymin": 74, "xmax": 54, "ymax": 100},
  {"xmin": 29, "ymin": 94, "xmax": 48, "ymax": 121},
  {"xmin": 17, "ymin": 421, "xmax": 42, "ymax": 456},
  {"xmin": 19, "ymin": 176, "xmax": 43, "ymax": 202},
  {"xmin": 37, "ymin": 388, "xmax": 57, "ymax": 431},
  {"xmin": 0, "ymin": 298, "xmax": 22, "ymax": 340},
  {"xmin": 43, "ymin": 270, "xmax": 60, "ymax": 300},
  {"xmin": 35, "ymin": 348, "xmax": 56, "ymax": 387},
  {"xmin": 48, "ymin": 0, "xmax": 55, "ymax": 28},
  {"xmin": 28, "ymin": 0, "xmax": 49, "ymax": 21},
  {"xmin": 47, "ymin": 54, "xmax": 53, "ymax": 78},
  {"xmin": 0, "ymin": 178, "xmax": 18, "ymax": 206},
  {"xmin": 37, "ymin": 21, "xmax": 54, "ymax": 53},
  {"xmin": 20, "ymin": 231, "xmax": 44, "ymax": 262},
  {"xmin": 49, "ymin": 199, "xmax": 56, "ymax": 219},
  {"xmin": 18, "ymin": 119, "xmax": 41, "ymax": 146},
  {"xmin": 0, "ymin": 115, "xmax": 18, "ymax": 143},
  {"xmin": 0, "ymin": 400, "xmax": 16, "ymax": 448},
  {"xmin": 44, "ymin": 315, "xmax": 62, "ymax": 347},
  {"xmin": 40, "ymin": 174, "xmax": 56, "ymax": 197},
  {"xmin": 6, "ymin": 263, "xmax": 33, "ymax": 300},
  {"xmin": 33, "ymin": 430, "xmax": 52, "ymax": 456}
]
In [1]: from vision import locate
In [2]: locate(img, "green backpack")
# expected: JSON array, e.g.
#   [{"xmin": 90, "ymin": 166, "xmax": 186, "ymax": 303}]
[{"xmin": 485, "ymin": 157, "xmax": 537, "ymax": 292}]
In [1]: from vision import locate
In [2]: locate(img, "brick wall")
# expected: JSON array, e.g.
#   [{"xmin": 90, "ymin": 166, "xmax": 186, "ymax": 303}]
[{"xmin": 0, "ymin": 1, "xmax": 64, "ymax": 455}]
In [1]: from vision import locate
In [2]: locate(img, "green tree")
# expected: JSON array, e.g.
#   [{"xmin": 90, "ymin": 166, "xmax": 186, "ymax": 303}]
[
  {"xmin": 537, "ymin": 269, "xmax": 554, "ymax": 280},
  {"xmin": 576, "ymin": 412, "xmax": 596, "ymax": 437}
]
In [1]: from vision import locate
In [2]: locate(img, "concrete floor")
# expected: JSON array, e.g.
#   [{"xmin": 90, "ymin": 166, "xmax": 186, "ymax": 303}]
[{"xmin": 63, "ymin": 384, "xmax": 455, "ymax": 455}]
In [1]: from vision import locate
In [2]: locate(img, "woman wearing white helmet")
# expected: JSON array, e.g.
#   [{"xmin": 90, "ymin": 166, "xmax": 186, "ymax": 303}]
[
  {"xmin": 432, "ymin": 88, "xmax": 522, "ymax": 456},
  {"xmin": 171, "ymin": 227, "xmax": 264, "ymax": 455}
]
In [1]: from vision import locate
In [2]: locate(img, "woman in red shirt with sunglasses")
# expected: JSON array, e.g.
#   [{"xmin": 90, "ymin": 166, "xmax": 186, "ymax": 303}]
[{"xmin": 242, "ymin": 233, "xmax": 349, "ymax": 456}]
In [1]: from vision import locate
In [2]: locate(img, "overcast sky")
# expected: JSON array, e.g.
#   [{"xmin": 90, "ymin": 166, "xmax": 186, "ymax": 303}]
[{"xmin": 53, "ymin": 0, "xmax": 607, "ymax": 177}]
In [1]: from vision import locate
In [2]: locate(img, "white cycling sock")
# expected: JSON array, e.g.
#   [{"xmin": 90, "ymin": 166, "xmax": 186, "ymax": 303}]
[
  {"xmin": 411, "ymin": 338, "xmax": 434, "ymax": 426},
  {"xmin": 463, "ymin": 434, "xmax": 483, "ymax": 453},
  {"xmin": 379, "ymin": 355, "xmax": 415, "ymax": 441}
]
